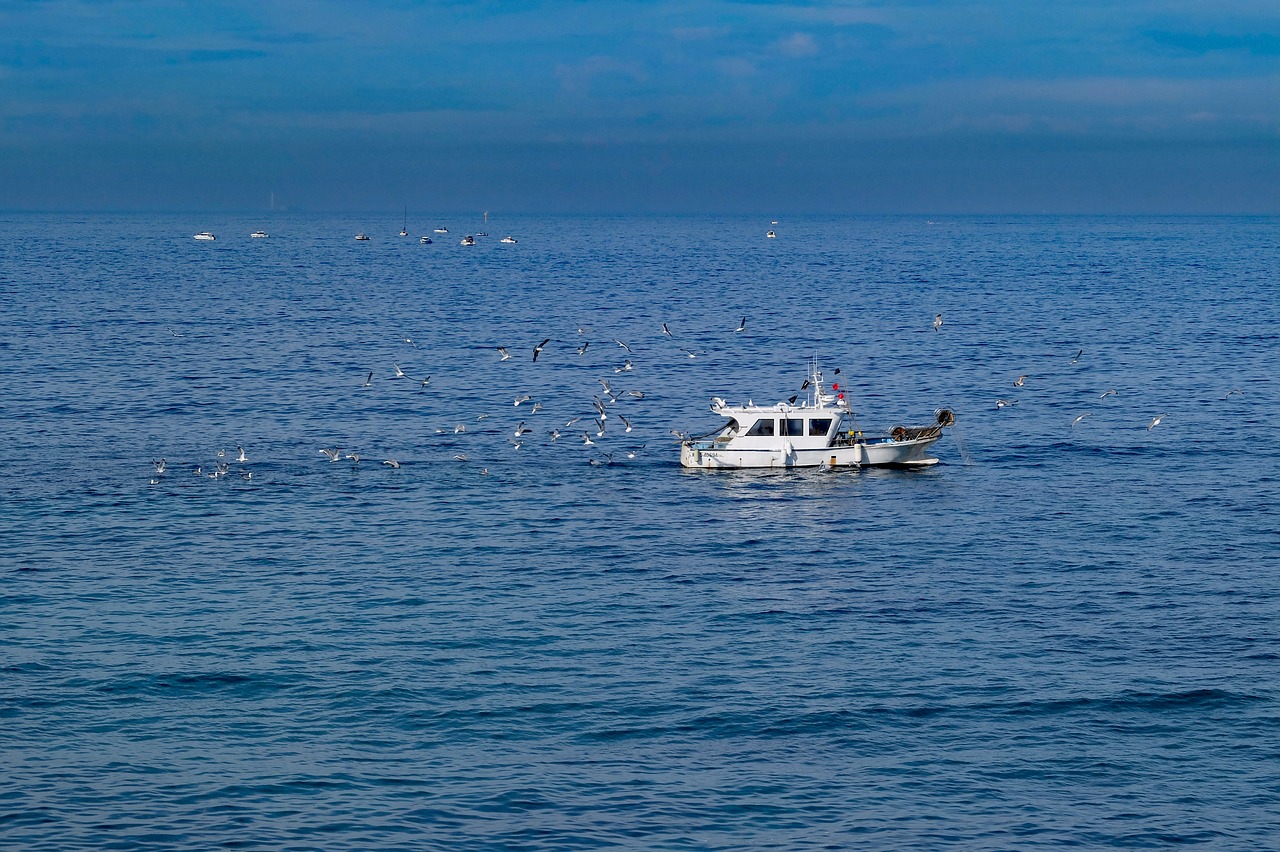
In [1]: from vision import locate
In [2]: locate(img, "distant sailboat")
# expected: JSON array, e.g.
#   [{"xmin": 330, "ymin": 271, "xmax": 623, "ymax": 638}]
[{"xmin": 400, "ymin": 208, "xmax": 408, "ymax": 237}]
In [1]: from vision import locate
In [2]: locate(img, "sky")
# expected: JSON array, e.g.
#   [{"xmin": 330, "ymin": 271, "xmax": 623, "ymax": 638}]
[{"xmin": 1, "ymin": 0, "xmax": 1277, "ymax": 213}]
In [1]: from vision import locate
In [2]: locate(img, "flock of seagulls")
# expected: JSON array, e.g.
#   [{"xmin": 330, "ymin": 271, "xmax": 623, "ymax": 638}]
[
  {"xmin": 147, "ymin": 446, "xmax": 252, "ymax": 486},
  {"xmin": 145, "ymin": 297, "xmax": 1246, "ymax": 486},
  {"xmin": 300, "ymin": 314, "xmax": 760, "ymax": 475}
]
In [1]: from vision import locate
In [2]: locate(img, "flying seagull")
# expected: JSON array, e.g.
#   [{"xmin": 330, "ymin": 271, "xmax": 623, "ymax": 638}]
[
  {"xmin": 932, "ymin": 313, "xmax": 943, "ymax": 332},
  {"xmin": 614, "ymin": 339, "xmax": 632, "ymax": 353},
  {"xmin": 1071, "ymin": 412, "xmax": 1090, "ymax": 428},
  {"xmin": 497, "ymin": 346, "xmax": 511, "ymax": 361},
  {"xmin": 1147, "ymin": 413, "xmax": 1168, "ymax": 430},
  {"xmin": 1099, "ymin": 389, "xmax": 1118, "ymax": 399},
  {"xmin": 1070, "ymin": 349, "xmax": 1083, "ymax": 364},
  {"xmin": 735, "ymin": 317, "xmax": 747, "ymax": 333},
  {"xmin": 1014, "ymin": 375, "xmax": 1027, "ymax": 387},
  {"xmin": 533, "ymin": 338, "xmax": 550, "ymax": 362},
  {"xmin": 662, "ymin": 323, "xmax": 673, "ymax": 337}
]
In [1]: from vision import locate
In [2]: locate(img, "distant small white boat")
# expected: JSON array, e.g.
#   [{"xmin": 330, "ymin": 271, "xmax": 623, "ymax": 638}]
[
  {"xmin": 434, "ymin": 227, "xmax": 448, "ymax": 234},
  {"xmin": 460, "ymin": 235, "xmax": 476, "ymax": 246},
  {"xmin": 475, "ymin": 232, "xmax": 488, "ymax": 237},
  {"xmin": 400, "ymin": 208, "xmax": 408, "ymax": 236},
  {"xmin": 500, "ymin": 236, "xmax": 517, "ymax": 244},
  {"xmin": 355, "ymin": 233, "xmax": 370, "ymax": 241},
  {"xmin": 194, "ymin": 232, "xmax": 216, "ymax": 241},
  {"xmin": 420, "ymin": 235, "xmax": 433, "ymax": 244},
  {"xmin": 250, "ymin": 231, "xmax": 268, "ymax": 238},
  {"xmin": 766, "ymin": 230, "xmax": 777, "ymax": 238}
]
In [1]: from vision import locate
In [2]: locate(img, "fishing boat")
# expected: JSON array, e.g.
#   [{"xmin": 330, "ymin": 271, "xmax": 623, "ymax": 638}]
[
  {"xmin": 679, "ymin": 360, "xmax": 954, "ymax": 469},
  {"xmin": 250, "ymin": 230, "xmax": 268, "ymax": 238},
  {"xmin": 355, "ymin": 232, "xmax": 370, "ymax": 241},
  {"xmin": 420, "ymin": 235, "xmax": 433, "ymax": 244},
  {"xmin": 460, "ymin": 235, "xmax": 476, "ymax": 246},
  {"xmin": 500, "ymin": 236, "xmax": 518, "ymax": 244},
  {"xmin": 193, "ymin": 231, "xmax": 216, "ymax": 241},
  {"xmin": 400, "ymin": 208, "xmax": 409, "ymax": 236}
]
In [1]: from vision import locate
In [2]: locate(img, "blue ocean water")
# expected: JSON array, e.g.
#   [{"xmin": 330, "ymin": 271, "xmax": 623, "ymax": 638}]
[{"xmin": 1, "ymin": 213, "xmax": 1278, "ymax": 849}]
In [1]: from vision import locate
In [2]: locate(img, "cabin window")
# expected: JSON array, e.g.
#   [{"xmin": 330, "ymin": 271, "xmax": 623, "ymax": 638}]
[
  {"xmin": 745, "ymin": 418, "xmax": 775, "ymax": 437},
  {"xmin": 809, "ymin": 418, "xmax": 833, "ymax": 436},
  {"xmin": 781, "ymin": 418, "xmax": 804, "ymax": 436}
]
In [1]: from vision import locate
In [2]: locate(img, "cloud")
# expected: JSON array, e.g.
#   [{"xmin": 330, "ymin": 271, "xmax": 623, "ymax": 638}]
[
  {"xmin": 773, "ymin": 32, "xmax": 819, "ymax": 59},
  {"xmin": 553, "ymin": 56, "xmax": 647, "ymax": 97}
]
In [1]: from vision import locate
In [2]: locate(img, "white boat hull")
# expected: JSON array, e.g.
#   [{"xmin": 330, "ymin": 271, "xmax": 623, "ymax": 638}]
[{"xmin": 680, "ymin": 435, "xmax": 940, "ymax": 469}]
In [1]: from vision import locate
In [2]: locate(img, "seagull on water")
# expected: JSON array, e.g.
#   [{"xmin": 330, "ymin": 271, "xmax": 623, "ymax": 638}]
[
  {"xmin": 454, "ymin": 424, "xmax": 465, "ymax": 433},
  {"xmin": 549, "ymin": 428, "xmax": 561, "ymax": 442},
  {"xmin": 497, "ymin": 346, "xmax": 511, "ymax": 361},
  {"xmin": 362, "ymin": 372, "xmax": 373, "ymax": 387},
  {"xmin": 995, "ymin": 399, "xmax": 1017, "ymax": 409},
  {"xmin": 1223, "ymin": 388, "xmax": 1243, "ymax": 400},
  {"xmin": 932, "ymin": 314, "xmax": 943, "ymax": 332},
  {"xmin": 1071, "ymin": 349, "xmax": 1083, "ymax": 364},
  {"xmin": 615, "ymin": 359, "xmax": 633, "ymax": 373},
  {"xmin": 453, "ymin": 453, "xmax": 468, "ymax": 461},
  {"xmin": 403, "ymin": 336, "xmax": 418, "ymax": 349},
  {"xmin": 1071, "ymin": 412, "xmax": 1090, "ymax": 428},
  {"xmin": 680, "ymin": 348, "xmax": 703, "ymax": 358},
  {"xmin": 382, "ymin": 459, "xmax": 400, "ymax": 468},
  {"xmin": 1147, "ymin": 413, "xmax": 1168, "ymax": 430},
  {"xmin": 533, "ymin": 338, "xmax": 550, "ymax": 362},
  {"xmin": 1014, "ymin": 375, "xmax": 1027, "ymax": 387},
  {"xmin": 582, "ymin": 433, "xmax": 595, "ymax": 446},
  {"xmin": 235, "ymin": 446, "xmax": 247, "ymax": 463},
  {"xmin": 514, "ymin": 421, "xmax": 532, "ymax": 436}
]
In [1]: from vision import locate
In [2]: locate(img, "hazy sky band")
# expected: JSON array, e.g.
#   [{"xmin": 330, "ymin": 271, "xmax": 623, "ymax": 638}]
[{"xmin": 3, "ymin": 1, "xmax": 1277, "ymax": 212}]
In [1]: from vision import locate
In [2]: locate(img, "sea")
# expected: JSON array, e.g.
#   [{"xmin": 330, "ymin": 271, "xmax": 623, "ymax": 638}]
[{"xmin": 1, "ymin": 213, "xmax": 1277, "ymax": 850}]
